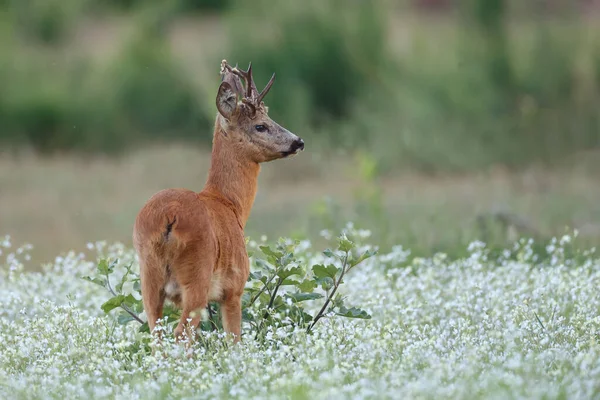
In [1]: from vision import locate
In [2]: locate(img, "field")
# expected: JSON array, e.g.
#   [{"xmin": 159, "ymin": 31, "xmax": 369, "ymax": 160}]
[
  {"xmin": 1, "ymin": 228, "xmax": 600, "ymax": 399},
  {"xmin": 2, "ymin": 146, "xmax": 600, "ymax": 268},
  {"xmin": 2, "ymin": 1, "xmax": 600, "ymax": 398}
]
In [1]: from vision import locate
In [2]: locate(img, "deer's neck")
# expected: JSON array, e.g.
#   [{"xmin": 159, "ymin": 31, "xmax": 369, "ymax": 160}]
[{"xmin": 203, "ymin": 122, "xmax": 260, "ymax": 228}]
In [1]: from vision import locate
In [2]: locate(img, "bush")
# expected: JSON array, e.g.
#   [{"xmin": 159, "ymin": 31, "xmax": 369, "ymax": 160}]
[
  {"xmin": 105, "ymin": 32, "xmax": 211, "ymax": 143},
  {"xmin": 84, "ymin": 230, "xmax": 375, "ymax": 342},
  {"xmin": 0, "ymin": 28, "xmax": 212, "ymax": 153},
  {"xmin": 95, "ymin": 0, "xmax": 231, "ymax": 13},
  {"xmin": 0, "ymin": 56, "xmax": 128, "ymax": 153},
  {"xmin": 7, "ymin": 0, "xmax": 86, "ymax": 45},
  {"xmin": 227, "ymin": 0, "xmax": 393, "ymax": 136}
]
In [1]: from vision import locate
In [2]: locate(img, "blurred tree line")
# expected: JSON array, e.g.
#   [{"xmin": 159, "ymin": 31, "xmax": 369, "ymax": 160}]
[{"xmin": 0, "ymin": 0, "xmax": 598, "ymax": 171}]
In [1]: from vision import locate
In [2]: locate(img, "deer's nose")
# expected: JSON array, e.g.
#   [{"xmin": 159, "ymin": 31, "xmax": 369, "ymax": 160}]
[{"xmin": 292, "ymin": 138, "xmax": 305, "ymax": 152}]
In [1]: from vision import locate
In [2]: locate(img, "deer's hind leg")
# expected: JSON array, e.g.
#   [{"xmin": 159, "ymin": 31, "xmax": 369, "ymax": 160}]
[
  {"xmin": 221, "ymin": 293, "xmax": 243, "ymax": 343},
  {"xmin": 172, "ymin": 248, "xmax": 215, "ymax": 342},
  {"xmin": 140, "ymin": 254, "xmax": 167, "ymax": 336}
]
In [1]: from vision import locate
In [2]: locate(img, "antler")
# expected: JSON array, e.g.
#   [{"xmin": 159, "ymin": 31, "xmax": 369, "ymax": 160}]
[
  {"xmin": 220, "ymin": 60, "xmax": 276, "ymax": 112},
  {"xmin": 257, "ymin": 73, "xmax": 275, "ymax": 105}
]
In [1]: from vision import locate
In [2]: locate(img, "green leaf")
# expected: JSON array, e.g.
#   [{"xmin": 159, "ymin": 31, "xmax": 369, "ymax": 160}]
[
  {"xmin": 249, "ymin": 271, "xmax": 263, "ymax": 281},
  {"xmin": 335, "ymin": 306, "xmax": 371, "ymax": 319},
  {"xmin": 338, "ymin": 235, "xmax": 354, "ymax": 253},
  {"xmin": 281, "ymin": 278, "xmax": 301, "ymax": 286},
  {"xmin": 277, "ymin": 266, "xmax": 303, "ymax": 280},
  {"xmin": 133, "ymin": 280, "xmax": 141, "ymax": 293},
  {"xmin": 121, "ymin": 294, "xmax": 138, "ymax": 307},
  {"xmin": 315, "ymin": 277, "xmax": 334, "ymax": 291},
  {"xmin": 260, "ymin": 246, "xmax": 283, "ymax": 260},
  {"xmin": 139, "ymin": 322, "xmax": 150, "ymax": 333},
  {"xmin": 242, "ymin": 308, "xmax": 255, "ymax": 322},
  {"xmin": 279, "ymin": 253, "xmax": 294, "ymax": 267},
  {"xmin": 312, "ymin": 264, "xmax": 339, "ymax": 279},
  {"xmin": 288, "ymin": 308, "xmax": 313, "ymax": 323},
  {"xmin": 115, "ymin": 275, "xmax": 127, "ymax": 293},
  {"xmin": 298, "ymin": 279, "xmax": 316, "ymax": 293},
  {"xmin": 286, "ymin": 292, "xmax": 324, "ymax": 303},
  {"xmin": 81, "ymin": 275, "xmax": 106, "ymax": 287},
  {"xmin": 350, "ymin": 249, "xmax": 378, "ymax": 268},
  {"xmin": 117, "ymin": 312, "xmax": 135, "ymax": 325},
  {"xmin": 97, "ymin": 259, "xmax": 110, "ymax": 275},
  {"xmin": 323, "ymin": 249, "xmax": 335, "ymax": 258},
  {"xmin": 101, "ymin": 295, "xmax": 126, "ymax": 314},
  {"xmin": 255, "ymin": 259, "xmax": 275, "ymax": 274}
]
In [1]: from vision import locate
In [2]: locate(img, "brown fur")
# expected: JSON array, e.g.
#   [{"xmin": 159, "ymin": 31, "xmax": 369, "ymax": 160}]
[{"xmin": 132, "ymin": 60, "xmax": 303, "ymax": 342}]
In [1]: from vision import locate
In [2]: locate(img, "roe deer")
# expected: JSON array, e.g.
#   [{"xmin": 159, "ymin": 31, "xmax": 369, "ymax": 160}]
[{"xmin": 133, "ymin": 60, "xmax": 304, "ymax": 342}]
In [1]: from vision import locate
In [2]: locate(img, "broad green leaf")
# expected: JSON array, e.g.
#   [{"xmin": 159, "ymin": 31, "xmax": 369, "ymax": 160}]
[
  {"xmin": 122, "ymin": 294, "xmax": 143, "ymax": 313},
  {"xmin": 335, "ymin": 306, "xmax": 371, "ymax": 319},
  {"xmin": 277, "ymin": 266, "xmax": 303, "ymax": 280},
  {"xmin": 101, "ymin": 295, "xmax": 126, "ymax": 314},
  {"xmin": 97, "ymin": 259, "xmax": 110, "ymax": 275},
  {"xmin": 260, "ymin": 246, "xmax": 283, "ymax": 260},
  {"xmin": 81, "ymin": 275, "xmax": 106, "ymax": 287},
  {"xmin": 249, "ymin": 271, "xmax": 263, "ymax": 281},
  {"xmin": 312, "ymin": 264, "xmax": 339, "ymax": 279},
  {"xmin": 286, "ymin": 292, "xmax": 324, "ymax": 303},
  {"xmin": 281, "ymin": 278, "xmax": 301, "ymax": 286},
  {"xmin": 133, "ymin": 280, "xmax": 141, "ymax": 293},
  {"xmin": 298, "ymin": 279, "xmax": 316, "ymax": 293},
  {"xmin": 121, "ymin": 294, "xmax": 138, "ymax": 308}
]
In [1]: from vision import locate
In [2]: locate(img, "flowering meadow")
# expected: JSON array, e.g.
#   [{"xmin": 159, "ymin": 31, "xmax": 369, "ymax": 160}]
[{"xmin": 1, "ymin": 226, "xmax": 600, "ymax": 400}]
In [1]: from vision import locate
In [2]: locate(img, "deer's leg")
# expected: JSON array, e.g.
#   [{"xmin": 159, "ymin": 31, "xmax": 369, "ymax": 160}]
[
  {"xmin": 140, "ymin": 256, "xmax": 167, "ymax": 336},
  {"xmin": 221, "ymin": 293, "xmax": 243, "ymax": 343},
  {"xmin": 174, "ymin": 284, "xmax": 209, "ymax": 341},
  {"xmin": 172, "ymin": 249, "xmax": 213, "ymax": 341}
]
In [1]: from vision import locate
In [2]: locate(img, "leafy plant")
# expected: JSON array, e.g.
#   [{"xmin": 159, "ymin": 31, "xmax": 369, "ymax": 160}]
[
  {"xmin": 82, "ymin": 231, "xmax": 376, "ymax": 344},
  {"xmin": 228, "ymin": 0, "xmax": 392, "ymax": 133},
  {"xmin": 8, "ymin": 0, "xmax": 86, "ymax": 45}
]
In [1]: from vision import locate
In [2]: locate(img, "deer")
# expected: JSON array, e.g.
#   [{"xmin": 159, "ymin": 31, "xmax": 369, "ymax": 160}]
[{"xmin": 132, "ymin": 60, "xmax": 304, "ymax": 343}]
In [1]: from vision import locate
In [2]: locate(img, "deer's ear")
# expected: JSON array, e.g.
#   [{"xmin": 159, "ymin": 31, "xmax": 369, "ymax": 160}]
[{"xmin": 216, "ymin": 81, "xmax": 237, "ymax": 119}]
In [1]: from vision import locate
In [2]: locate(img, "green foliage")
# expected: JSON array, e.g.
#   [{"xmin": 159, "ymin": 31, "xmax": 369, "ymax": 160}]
[
  {"xmin": 7, "ymin": 0, "xmax": 87, "ymax": 45},
  {"xmin": 83, "ymin": 231, "xmax": 376, "ymax": 343},
  {"xmin": 228, "ymin": 0, "xmax": 392, "ymax": 133},
  {"xmin": 0, "ymin": 57, "xmax": 128, "ymax": 153},
  {"xmin": 1, "ymin": 0, "xmax": 599, "ymax": 170},
  {"xmin": 106, "ymin": 32, "xmax": 211, "ymax": 142},
  {"xmin": 0, "ymin": 26, "xmax": 211, "ymax": 153},
  {"xmin": 95, "ymin": 0, "xmax": 231, "ymax": 12}
]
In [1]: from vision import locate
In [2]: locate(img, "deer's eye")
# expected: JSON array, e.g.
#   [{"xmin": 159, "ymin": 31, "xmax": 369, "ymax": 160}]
[{"xmin": 254, "ymin": 125, "xmax": 267, "ymax": 133}]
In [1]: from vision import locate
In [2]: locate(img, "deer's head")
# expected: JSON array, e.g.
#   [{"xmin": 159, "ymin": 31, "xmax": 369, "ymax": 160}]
[{"xmin": 215, "ymin": 60, "xmax": 304, "ymax": 163}]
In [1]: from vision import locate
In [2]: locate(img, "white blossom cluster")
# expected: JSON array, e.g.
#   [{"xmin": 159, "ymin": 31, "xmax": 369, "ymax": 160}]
[{"xmin": 1, "ymin": 231, "xmax": 600, "ymax": 399}]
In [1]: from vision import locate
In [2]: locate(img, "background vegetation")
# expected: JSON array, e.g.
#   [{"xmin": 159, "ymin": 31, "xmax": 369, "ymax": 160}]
[{"xmin": 1, "ymin": 0, "xmax": 599, "ymax": 266}]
